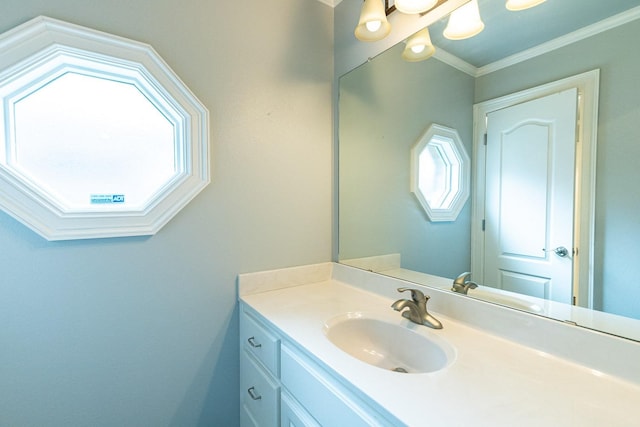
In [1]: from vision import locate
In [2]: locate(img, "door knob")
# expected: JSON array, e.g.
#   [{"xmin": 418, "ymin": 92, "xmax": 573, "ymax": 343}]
[{"xmin": 543, "ymin": 246, "xmax": 569, "ymax": 257}]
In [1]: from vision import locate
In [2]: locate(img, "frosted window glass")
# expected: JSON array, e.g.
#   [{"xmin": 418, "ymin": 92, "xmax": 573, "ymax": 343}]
[
  {"xmin": 410, "ymin": 124, "xmax": 469, "ymax": 222},
  {"xmin": 417, "ymin": 136, "xmax": 462, "ymax": 210},
  {"xmin": 12, "ymin": 73, "xmax": 176, "ymax": 210}
]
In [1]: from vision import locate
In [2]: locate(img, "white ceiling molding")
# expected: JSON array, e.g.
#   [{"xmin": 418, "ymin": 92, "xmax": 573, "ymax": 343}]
[
  {"xmin": 431, "ymin": 5, "xmax": 640, "ymax": 78},
  {"xmin": 316, "ymin": 0, "xmax": 343, "ymax": 6}
]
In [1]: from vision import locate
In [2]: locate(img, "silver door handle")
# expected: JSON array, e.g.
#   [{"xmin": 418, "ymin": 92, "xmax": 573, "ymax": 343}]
[{"xmin": 543, "ymin": 246, "xmax": 569, "ymax": 257}]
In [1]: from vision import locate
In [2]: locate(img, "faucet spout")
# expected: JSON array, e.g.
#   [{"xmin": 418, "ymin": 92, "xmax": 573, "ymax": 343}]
[
  {"xmin": 391, "ymin": 288, "xmax": 443, "ymax": 329},
  {"xmin": 391, "ymin": 299, "xmax": 420, "ymax": 317},
  {"xmin": 453, "ymin": 272, "xmax": 471, "ymax": 286},
  {"xmin": 452, "ymin": 272, "xmax": 478, "ymax": 295}
]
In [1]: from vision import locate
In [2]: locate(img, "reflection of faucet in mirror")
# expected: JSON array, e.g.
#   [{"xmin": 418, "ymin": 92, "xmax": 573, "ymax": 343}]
[
  {"xmin": 391, "ymin": 287, "xmax": 443, "ymax": 329},
  {"xmin": 452, "ymin": 272, "xmax": 478, "ymax": 295}
]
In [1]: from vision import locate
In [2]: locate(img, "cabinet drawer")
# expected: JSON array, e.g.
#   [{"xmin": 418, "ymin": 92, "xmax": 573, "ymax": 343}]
[
  {"xmin": 240, "ymin": 349, "xmax": 280, "ymax": 427},
  {"xmin": 240, "ymin": 307, "xmax": 280, "ymax": 376}
]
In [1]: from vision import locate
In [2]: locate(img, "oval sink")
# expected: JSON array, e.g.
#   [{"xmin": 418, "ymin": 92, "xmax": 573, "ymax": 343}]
[{"xmin": 323, "ymin": 312, "xmax": 455, "ymax": 374}]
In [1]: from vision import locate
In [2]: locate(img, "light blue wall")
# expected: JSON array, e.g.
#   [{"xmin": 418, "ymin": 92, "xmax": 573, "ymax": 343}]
[
  {"xmin": 339, "ymin": 43, "xmax": 474, "ymax": 278},
  {"xmin": 0, "ymin": 1, "xmax": 333, "ymax": 426},
  {"xmin": 475, "ymin": 19, "xmax": 640, "ymax": 319}
]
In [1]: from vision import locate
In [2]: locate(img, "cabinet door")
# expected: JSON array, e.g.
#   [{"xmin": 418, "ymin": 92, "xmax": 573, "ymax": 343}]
[
  {"xmin": 281, "ymin": 344, "xmax": 397, "ymax": 427},
  {"xmin": 280, "ymin": 391, "xmax": 320, "ymax": 427},
  {"xmin": 240, "ymin": 349, "xmax": 280, "ymax": 427}
]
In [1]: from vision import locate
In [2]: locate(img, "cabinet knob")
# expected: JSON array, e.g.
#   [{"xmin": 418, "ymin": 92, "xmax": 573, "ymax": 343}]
[
  {"xmin": 247, "ymin": 386, "xmax": 262, "ymax": 400},
  {"xmin": 247, "ymin": 336, "xmax": 262, "ymax": 348}
]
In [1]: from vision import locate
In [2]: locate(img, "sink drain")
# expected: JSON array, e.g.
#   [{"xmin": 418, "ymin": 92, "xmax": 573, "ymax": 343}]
[{"xmin": 391, "ymin": 367, "xmax": 408, "ymax": 373}]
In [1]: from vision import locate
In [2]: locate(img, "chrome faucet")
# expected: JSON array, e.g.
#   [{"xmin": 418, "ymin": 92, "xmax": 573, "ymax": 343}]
[
  {"xmin": 391, "ymin": 287, "xmax": 443, "ymax": 329},
  {"xmin": 452, "ymin": 272, "xmax": 478, "ymax": 295}
]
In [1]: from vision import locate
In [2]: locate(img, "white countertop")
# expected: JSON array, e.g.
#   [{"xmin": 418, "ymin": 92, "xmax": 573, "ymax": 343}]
[
  {"xmin": 240, "ymin": 267, "xmax": 640, "ymax": 427},
  {"xmin": 341, "ymin": 254, "xmax": 640, "ymax": 342}
]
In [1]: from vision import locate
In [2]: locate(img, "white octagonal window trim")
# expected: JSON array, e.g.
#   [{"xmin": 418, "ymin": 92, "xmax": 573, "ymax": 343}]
[
  {"xmin": 410, "ymin": 124, "xmax": 469, "ymax": 222},
  {"xmin": 0, "ymin": 17, "xmax": 210, "ymax": 240}
]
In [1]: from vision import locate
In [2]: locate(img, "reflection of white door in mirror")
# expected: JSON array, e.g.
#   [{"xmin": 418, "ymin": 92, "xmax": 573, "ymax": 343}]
[
  {"xmin": 0, "ymin": 17, "xmax": 210, "ymax": 240},
  {"xmin": 483, "ymin": 88, "xmax": 577, "ymax": 304},
  {"xmin": 472, "ymin": 70, "xmax": 599, "ymax": 309}
]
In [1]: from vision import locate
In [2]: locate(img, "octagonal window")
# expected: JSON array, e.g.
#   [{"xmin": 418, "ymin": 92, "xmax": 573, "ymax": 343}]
[
  {"xmin": 0, "ymin": 17, "xmax": 209, "ymax": 240},
  {"xmin": 410, "ymin": 124, "xmax": 469, "ymax": 222},
  {"xmin": 12, "ymin": 72, "xmax": 177, "ymax": 211}
]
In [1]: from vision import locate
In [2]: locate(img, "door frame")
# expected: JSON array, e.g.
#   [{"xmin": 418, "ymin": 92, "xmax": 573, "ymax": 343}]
[{"xmin": 471, "ymin": 69, "xmax": 599, "ymax": 308}]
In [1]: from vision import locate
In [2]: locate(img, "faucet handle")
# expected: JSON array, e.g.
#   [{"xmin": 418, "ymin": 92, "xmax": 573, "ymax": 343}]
[
  {"xmin": 397, "ymin": 287, "xmax": 427, "ymax": 304},
  {"xmin": 454, "ymin": 272, "xmax": 472, "ymax": 285}
]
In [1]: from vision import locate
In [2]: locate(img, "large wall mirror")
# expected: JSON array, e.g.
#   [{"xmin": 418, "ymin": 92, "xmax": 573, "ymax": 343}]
[
  {"xmin": 0, "ymin": 17, "xmax": 210, "ymax": 240},
  {"xmin": 339, "ymin": 1, "xmax": 640, "ymax": 341}
]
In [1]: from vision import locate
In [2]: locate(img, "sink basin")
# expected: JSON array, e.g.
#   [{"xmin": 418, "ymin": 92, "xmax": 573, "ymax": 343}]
[{"xmin": 323, "ymin": 312, "xmax": 455, "ymax": 374}]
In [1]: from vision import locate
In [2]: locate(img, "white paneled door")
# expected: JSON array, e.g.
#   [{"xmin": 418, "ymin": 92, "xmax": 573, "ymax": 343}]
[{"xmin": 483, "ymin": 88, "xmax": 578, "ymax": 304}]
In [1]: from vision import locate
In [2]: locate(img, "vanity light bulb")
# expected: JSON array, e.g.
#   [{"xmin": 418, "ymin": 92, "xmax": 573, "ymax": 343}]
[
  {"xmin": 354, "ymin": 0, "xmax": 391, "ymax": 42},
  {"xmin": 366, "ymin": 20, "xmax": 382, "ymax": 32},
  {"xmin": 401, "ymin": 27, "xmax": 435, "ymax": 62}
]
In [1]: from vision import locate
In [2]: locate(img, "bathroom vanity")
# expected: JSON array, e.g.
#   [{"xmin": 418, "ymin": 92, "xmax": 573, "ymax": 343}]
[{"xmin": 238, "ymin": 262, "xmax": 640, "ymax": 426}]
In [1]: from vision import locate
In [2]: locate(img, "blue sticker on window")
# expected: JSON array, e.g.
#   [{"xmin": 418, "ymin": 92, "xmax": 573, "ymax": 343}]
[{"xmin": 90, "ymin": 194, "xmax": 125, "ymax": 204}]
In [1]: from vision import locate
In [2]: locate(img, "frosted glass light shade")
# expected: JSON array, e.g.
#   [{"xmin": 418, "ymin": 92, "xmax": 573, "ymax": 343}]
[
  {"xmin": 506, "ymin": 0, "xmax": 546, "ymax": 11},
  {"xmin": 355, "ymin": 0, "xmax": 391, "ymax": 42},
  {"xmin": 402, "ymin": 28, "xmax": 436, "ymax": 62},
  {"xmin": 395, "ymin": 0, "xmax": 438, "ymax": 15},
  {"xmin": 443, "ymin": 0, "xmax": 485, "ymax": 40}
]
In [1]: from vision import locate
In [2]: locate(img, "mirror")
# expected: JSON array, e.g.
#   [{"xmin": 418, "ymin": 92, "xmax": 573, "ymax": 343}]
[
  {"xmin": 339, "ymin": 1, "xmax": 640, "ymax": 341},
  {"xmin": 0, "ymin": 16, "xmax": 210, "ymax": 240}
]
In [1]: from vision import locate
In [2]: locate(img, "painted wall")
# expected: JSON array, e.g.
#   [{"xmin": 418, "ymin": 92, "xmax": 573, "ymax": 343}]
[
  {"xmin": 339, "ymin": 43, "xmax": 474, "ymax": 278},
  {"xmin": 0, "ymin": 1, "xmax": 333, "ymax": 426},
  {"xmin": 475, "ymin": 19, "xmax": 640, "ymax": 319}
]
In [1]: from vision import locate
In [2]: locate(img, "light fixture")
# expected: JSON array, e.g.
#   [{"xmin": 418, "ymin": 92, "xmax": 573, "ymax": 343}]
[
  {"xmin": 354, "ymin": 0, "xmax": 392, "ymax": 42},
  {"xmin": 443, "ymin": 0, "xmax": 484, "ymax": 40},
  {"xmin": 395, "ymin": 0, "xmax": 438, "ymax": 15},
  {"xmin": 401, "ymin": 28, "xmax": 436, "ymax": 62},
  {"xmin": 505, "ymin": 0, "xmax": 546, "ymax": 11}
]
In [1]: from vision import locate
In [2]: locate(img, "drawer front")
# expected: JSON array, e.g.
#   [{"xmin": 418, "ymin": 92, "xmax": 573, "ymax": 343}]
[
  {"xmin": 240, "ymin": 349, "xmax": 280, "ymax": 427},
  {"xmin": 281, "ymin": 344, "xmax": 396, "ymax": 427},
  {"xmin": 240, "ymin": 306, "xmax": 280, "ymax": 376}
]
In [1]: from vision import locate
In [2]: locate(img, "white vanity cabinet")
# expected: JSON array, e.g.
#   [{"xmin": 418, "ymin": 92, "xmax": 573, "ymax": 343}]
[
  {"xmin": 239, "ymin": 304, "xmax": 280, "ymax": 427},
  {"xmin": 239, "ymin": 303, "xmax": 399, "ymax": 427}
]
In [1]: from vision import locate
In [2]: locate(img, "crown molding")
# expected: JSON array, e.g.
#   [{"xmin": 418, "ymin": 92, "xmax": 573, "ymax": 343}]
[{"xmin": 431, "ymin": 5, "xmax": 640, "ymax": 78}]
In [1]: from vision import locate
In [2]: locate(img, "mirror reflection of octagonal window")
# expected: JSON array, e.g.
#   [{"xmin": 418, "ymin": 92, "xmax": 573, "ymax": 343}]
[
  {"xmin": 0, "ymin": 17, "xmax": 210, "ymax": 240},
  {"xmin": 410, "ymin": 124, "xmax": 470, "ymax": 222}
]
